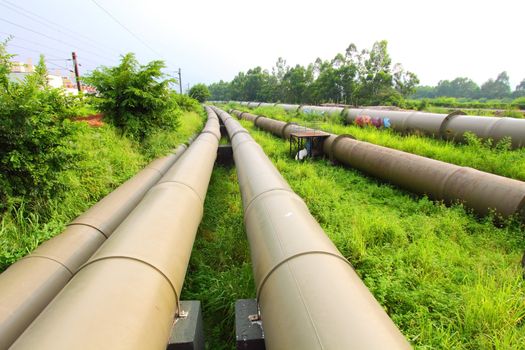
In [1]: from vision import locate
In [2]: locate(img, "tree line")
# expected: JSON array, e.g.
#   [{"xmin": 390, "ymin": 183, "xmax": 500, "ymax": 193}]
[
  {"xmin": 208, "ymin": 40, "xmax": 419, "ymax": 106},
  {"xmin": 414, "ymin": 73, "xmax": 525, "ymax": 100}
]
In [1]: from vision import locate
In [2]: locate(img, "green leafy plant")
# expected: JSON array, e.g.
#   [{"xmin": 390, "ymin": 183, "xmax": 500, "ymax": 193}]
[
  {"xmin": 188, "ymin": 83, "xmax": 210, "ymax": 103},
  {"xmin": 0, "ymin": 45, "xmax": 77, "ymax": 207},
  {"xmin": 84, "ymin": 53, "xmax": 180, "ymax": 141}
]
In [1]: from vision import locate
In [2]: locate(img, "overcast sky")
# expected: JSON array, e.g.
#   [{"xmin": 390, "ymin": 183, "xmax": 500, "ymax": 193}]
[{"xmin": 1, "ymin": 0, "xmax": 524, "ymax": 90}]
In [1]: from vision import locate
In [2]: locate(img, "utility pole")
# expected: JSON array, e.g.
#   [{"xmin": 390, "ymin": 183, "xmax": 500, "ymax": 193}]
[
  {"xmin": 72, "ymin": 51, "xmax": 81, "ymax": 93},
  {"xmin": 177, "ymin": 68, "xmax": 182, "ymax": 94}
]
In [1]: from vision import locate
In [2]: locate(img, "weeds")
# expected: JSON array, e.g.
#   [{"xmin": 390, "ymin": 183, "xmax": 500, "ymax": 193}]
[
  {"xmin": 0, "ymin": 111, "xmax": 204, "ymax": 271},
  {"xmin": 245, "ymin": 105, "xmax": 525, "ymax": 181},
  {"xmin": 239, "ymin": 119, "xmax": 525, "ymax": 349}
]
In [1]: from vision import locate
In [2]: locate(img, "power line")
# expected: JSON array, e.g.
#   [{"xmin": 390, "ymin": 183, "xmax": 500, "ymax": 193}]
[
  {"xmin": 90, "ymin": 0, "xmax": 162, "ymax": 58},
  {"xmin": 0, "ymin": 17, "xmax": 115, "ymax": 63},
  {"xmin": 1, "ymin": 33, "xmax": 105, "ymax": 68},
  {"xmin": 5, "ymin": 42, "xmax": 65, "ymax": 61},
  {"xmin": 0, "ymin": 31, "xmax": 71, "ymax": 57},
  {"xmin": 0, "ymin": 0, "xmax": 121, "ymax": 58},
  {"xmin": 45, "ymin": 60, "xmax": 73, "ymax": 73}
]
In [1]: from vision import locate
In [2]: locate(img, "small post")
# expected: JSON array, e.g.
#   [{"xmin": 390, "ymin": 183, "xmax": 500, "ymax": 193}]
[
  {"xmin": 72, "ymin": 51, "xmax": 81, "ymax": 93},
  {"xmin": 178, "ymin": 68, "xmax": 182, "ymax": 94}
]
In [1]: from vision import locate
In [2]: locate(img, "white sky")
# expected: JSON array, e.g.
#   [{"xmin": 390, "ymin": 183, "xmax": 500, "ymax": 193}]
[{"xmin": 1, "ymin": 0, "xmax": 524, "ymax": 90}]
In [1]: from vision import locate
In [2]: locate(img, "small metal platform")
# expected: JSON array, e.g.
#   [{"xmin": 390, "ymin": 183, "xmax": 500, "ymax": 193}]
[
  {"xmin": 289, "ymin": 131, "xmax": 330, "ymax": 160},
  {"xmin": 167, "ymin": 300, "xmax": 204, "ymax": 350},
  {"xmin": 235, "ymin": 299, "xmax": 265, "ymax": 350}
]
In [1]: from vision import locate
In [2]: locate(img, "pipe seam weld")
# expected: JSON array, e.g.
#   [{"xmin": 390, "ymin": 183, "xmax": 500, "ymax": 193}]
[
  {"xmin": 141, "ymin": 166, "xmax": 165, "ymax": 177},
  {"xmin": 485, "ymin": 117, "xmax": 508, "ymax": 140},
  {"xmin": 199, "ymin": 130, "xmax": 221, "ymax": 142},
  {"xmin": 437, "ymin": 166, "xmax": 467, "ymax": 201},
  {"xmin": 232, "ymin": 137, "xmax": 256, "ymax": 152},
  {"xmin": 156, "ymin": 180, "xmax": 205, "ymax": 207},
  {"xmin": 243, "ymin": 188, "xmax": 296, "ymax": 224},
  {"xmin": 229, "ymin": 128, "xmax": 249, "ymax": 140},
  {"xmin": 77, "ymin": 255, "xmax": 181, "ymax": 314},
  {"xmin": 19, "ymin": 255, "xmax": 75, "ymax": 276},
  {"xmin": 65, "ymin": 222, "xmax": 109, "ymax": 239},
  {"xmin": 253, "ymin": 115, "xmax": 262, "ymax": 126},
  {"xmin": 255, "ymin": 251, "xmax": 354, "ymax": 300}
]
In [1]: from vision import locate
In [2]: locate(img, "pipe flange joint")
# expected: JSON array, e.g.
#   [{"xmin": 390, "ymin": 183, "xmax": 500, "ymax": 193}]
[
  {"xmin": 281, "ymin": 122, "xmax": 298, "ymax": 139},
  {"xmin": 329, "ymin": 134, "xmax": 356, "ymax": 163},
  {"xmin": 439, "ymin": 110, "xmax": 466, "ymax": 138}
]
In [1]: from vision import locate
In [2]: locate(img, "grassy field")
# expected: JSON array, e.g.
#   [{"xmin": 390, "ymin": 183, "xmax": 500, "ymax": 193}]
[
  {"xmin": 0, "ymin": 111, "xmax": 203, "ymax": 271},
  {"xmin": 181, "ymin": 166, "xmax": 254, "ymax": 349},
  {"xmin": 230, "ymin": 104, "xmax": 525, "ymax": 181},
  {"xmin": 194, "ymin": 115, "xmax": 525, "ymax": 349}
]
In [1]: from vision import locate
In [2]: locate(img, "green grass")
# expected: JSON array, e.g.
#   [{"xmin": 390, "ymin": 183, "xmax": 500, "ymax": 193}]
[
  {"xmin": 0, "ymin": 111, "xmax": 204, "ymax": 271},
  {"xmin": 236, "ymin": 119, "xmax": 525, "ymax": 349},
  {"xmin": 240, "ymin": 105, "xmax": 525, "ymax": 181},
  {"xmin": 181, "ymin": 166, "xmax": 254, "ymax": 350}
]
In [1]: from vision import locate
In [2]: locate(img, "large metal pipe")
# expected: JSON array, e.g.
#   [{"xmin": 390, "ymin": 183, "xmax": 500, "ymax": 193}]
[
  {"xmin": 275, "ymin": 103, "xmax": 300, "ymax": 112},
  {"xmin": 212, "ymin": 106, "xmax": 410, "ymax": 349},
  {"xmin": 11, "ymin": 109, "xmax": 220, "ymax": 349},
  {"xmin": 239, "ymin": 102, "xmax": 525, "ymax": 148},
  {"xmin": 299, "ymin": 105, "xmax": 345, "ymax": 117},
  {"xmin": 0, "ymin": 144, "xmax": 189, "ymax": 349},
  {"xmin": 344, "ymin": 108, "xmax": 525, "ymax": 148},
  {"xmin": 231, "ymin": 109, "xmax": 525, "ymax": 220}
]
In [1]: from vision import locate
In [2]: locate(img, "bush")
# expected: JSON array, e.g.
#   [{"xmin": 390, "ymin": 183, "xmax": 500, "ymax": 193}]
[
  {"xmin": 172, "ymin": 92, "xmax": 200, "ymax": 112},
  {"xmin": 0, "ymin": 48, "xmax": 77, "ymax": 207},
  {"xmin": 84, "ymin": 53, "xmax": 180, "ymax": 141},
  {"xmin": 188, "ymin": 83, "xmax": 211, "ymax": 103},
  {"xmin": 512, "ymin": 97, "xmax": 525, "ymax": 110}
]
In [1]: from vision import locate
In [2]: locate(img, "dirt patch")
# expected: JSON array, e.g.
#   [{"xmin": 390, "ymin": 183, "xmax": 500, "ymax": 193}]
[{"xmin": 73, "ymin": 113, "xmax": 104, "ymax": 127}]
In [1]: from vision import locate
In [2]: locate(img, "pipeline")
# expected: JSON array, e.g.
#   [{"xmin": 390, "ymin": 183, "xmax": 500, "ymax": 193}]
[
  {"xmin": 235, "ymin": 102, "xmax": 525, "ymax": 149},
  {"xmin": 344, "ymin": 108, "xmax": 525, "ymax": 148},
  {"xmin": 231, "ymin": 109, "xmax": 525, "ymax": 220},
  {"xmin": 10, "ymin": 109, "xmax": 220, "ymax": 349},
  {"xmin": 211, "ymin": 106, "xmax": 410, "ymax": 349},
  {"xmin": 0, "ymin": 144, "xmax": 189, "ymax": 349}
]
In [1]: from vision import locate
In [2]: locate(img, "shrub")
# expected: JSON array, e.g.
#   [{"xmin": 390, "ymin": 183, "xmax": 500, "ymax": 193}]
[
  {"xmin": 188, "ymin": 83, "xmax": 211, "ymax": 103},
  {"xmin": 512, "ymin": 97, "xmax": 525, "ymax": 110},
  {"xmin": 0, "ymin": 48, "xmax": 78, "ymax": 207},
  {"xmin": 84, "ymin": 53, "xmax": 180, "ymax": 141},
  {"xmin": 172, "ymin": 92, "xmax": 200, "ymax": 112}
]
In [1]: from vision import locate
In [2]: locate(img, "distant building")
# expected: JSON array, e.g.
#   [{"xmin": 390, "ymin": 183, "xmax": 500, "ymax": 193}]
[{"xmin": 8, "ymin": 58, "xmax": 96, "ymax": 95}]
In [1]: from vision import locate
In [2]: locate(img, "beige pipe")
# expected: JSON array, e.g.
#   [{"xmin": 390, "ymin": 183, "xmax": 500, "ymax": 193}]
[
  {"xmin": 0, "ymin": 144, "xmax": 188, "ymax": 349},
  {"xmin": 215, "ymin": 106, "xmax": 410, "ymax": 349},
  {"xmin": 232, "ymin": 109, "xmax": 525, "ymax": 220},
  {"xmin": 11, "ymin": 109, "xmax": 219, "ymax": 350}
]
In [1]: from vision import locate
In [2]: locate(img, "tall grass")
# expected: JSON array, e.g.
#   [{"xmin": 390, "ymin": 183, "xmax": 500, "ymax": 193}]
[
  {"xmin": 240, "ymin": 119, "xmax": 525, "ymax": 349},
  {"xmin": 245, "ymin": 105, "xmax": 525, "ymax": 181},
  {"xmin": 181, "ymin": 166, "xmax": 254, "ymax": 350},
  {"xmin": 0, "ymin": 111, "xmax": 204, "ymax": 271}
]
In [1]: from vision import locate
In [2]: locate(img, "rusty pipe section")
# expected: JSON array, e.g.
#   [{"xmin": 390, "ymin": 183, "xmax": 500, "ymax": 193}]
[
  {"xmin": 238, "ymin": 102, "xmax": 525, "ymax": 148},
  {"xmin": 0, "ymin": 144, "xmax": 189, "ymax": 349},
  {"xmin": 231, "ymin": 109, "xmax": 525, "ymax": 220},
  {"xmin": 11, "ymin": 109, "xmax": 219, "ymax": 350},
  {"xmin": 214, "ymin": 106, "xmax": 410, "ymax": 349}
]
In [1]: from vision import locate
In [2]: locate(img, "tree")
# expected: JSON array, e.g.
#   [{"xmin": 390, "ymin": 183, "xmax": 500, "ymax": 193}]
[
  {"xmin": 188, "ymin": 83, "xmax": 210, "ymax": 103},
  {"xmin": 0, "ymin": 43, "xmax": 76, "ymax": 204},
  {"xmin": 84, "ymin": 53, "xmax": 179, "ymax": 141},
  {"xmin": 208, "ymin": 80, "xmax": 231, "ymax": 101},
  {"xmin": 480, "ymin": 71, "xmax": 511, "ymax": 99},
  {"xmin": 393, "ymin": 64, "xmax": 419, "ymax": 97},
  {"xmin": 359, "ymin": 40, "xmax": 394, "ymax": 104},
  {"xmin": 435, "ymin": 77, "xmax": 479, "ymax": 98},
  {"xmin": 513, "ymin": 78, "xmax": 525, "ymax": 98}
]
